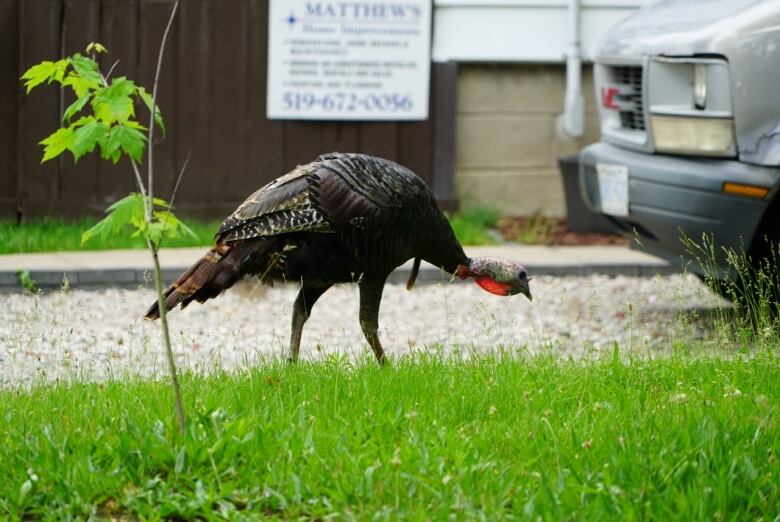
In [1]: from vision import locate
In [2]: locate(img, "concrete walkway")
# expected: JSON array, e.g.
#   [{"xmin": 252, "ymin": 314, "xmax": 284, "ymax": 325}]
[{"xmin": 0, "ymin": 244, "xmax": 676, "ymax": 291}]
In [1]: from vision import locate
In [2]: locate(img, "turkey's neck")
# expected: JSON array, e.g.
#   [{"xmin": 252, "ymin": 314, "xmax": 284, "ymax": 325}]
[
  {"xmin": 434, "ymin": 244, "xmax": 470, "ymax": 275},
  {"xmin": 420, "ymin": 213, "xmax": 469, "ymax": 275}
]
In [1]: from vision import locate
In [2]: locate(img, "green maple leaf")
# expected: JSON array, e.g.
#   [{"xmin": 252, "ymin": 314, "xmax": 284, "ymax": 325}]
[
  {"xmin": 63, "ymin": 94, "xmax": 91, "ymax": 122},
  {"xmin": 92, "ymin": 77, "xmax": 136, "ymax": 124},
  {"xmin": 72, "ymin": 119, "xmax": 109, "ymax": 161},
  {"xmin": 111, "ymin": 193, "xmax": 148, "ymax": 229},
  {"xmin": 81, "ymin": 193, "xmax": 147, "ymax": 245},
  {"xmin": 137, "ymin": 86, "xmax": 166, "ymax": 136},
  {"xmin": 68, "ymin": 53, "xmax": 103, "ymax": 85},
  {"xmin": 144, "ymin": 221, "xmax": 165, "ymax": 244},
  {"xmin": 63, "ymin": 73, "xmax": 100, "ymax": 98},
  {"xmin": 81, "ymin": 194, "xmax": 188, "ymax": 246},
  {"xmin": 86, "ymin": 42, "xmax": 107, "ymax": 54},
  {"xmin": 70, "ymin": 115, "xmax": 94, "ymax": 128},
  {"xmin": 39, "ymin": 127, "xmax": 75, "ymax": 163},
  {"xmin": 99, "ymin": 126, "xmax": 123, "ymax": 164},
  {"xmin": 20, "ymin": 59, "xmax": 69, "ymax": 93},
  {"xmin": 151, "ymin": 210, "xmax": 198, "ymax": 243},
  {"xmin": 102, "ymin": 123, "xmax": 146, "ymax": 163}
]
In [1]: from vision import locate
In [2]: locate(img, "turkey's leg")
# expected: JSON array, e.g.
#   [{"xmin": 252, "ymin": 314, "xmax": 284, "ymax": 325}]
[
  {"xmin": 289, "ymin": 283, "xmax": 330, "ymax": 363},
  {"xmin": 358, "ymin": 279, "xmax": 387, "ymax": 365}
]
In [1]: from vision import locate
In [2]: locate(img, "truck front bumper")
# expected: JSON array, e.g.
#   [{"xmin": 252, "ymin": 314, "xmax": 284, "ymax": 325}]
[{"xmin": 579, "ymin": 142, "xmax": 778, "ymax": 270}]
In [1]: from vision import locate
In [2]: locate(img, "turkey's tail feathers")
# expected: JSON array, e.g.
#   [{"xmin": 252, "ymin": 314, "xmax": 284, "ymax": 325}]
[
  {"xmin": 406, "ymin": 257, "xmax": 421, "ymax": 291},
  {"xmin": 144, "ymin": 242, "xmax": 256, "ymax": 320}
]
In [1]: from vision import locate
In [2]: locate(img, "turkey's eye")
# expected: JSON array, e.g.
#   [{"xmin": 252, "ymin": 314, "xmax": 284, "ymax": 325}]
[{"xmin": 518, "ymin": 270, "xmax": 528, "ymax": 280}]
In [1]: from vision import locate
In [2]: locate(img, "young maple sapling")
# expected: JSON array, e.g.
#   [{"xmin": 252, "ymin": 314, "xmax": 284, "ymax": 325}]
[{"xmin": 20, "ymin": 1, "xmax": 187, "ymax": 433}]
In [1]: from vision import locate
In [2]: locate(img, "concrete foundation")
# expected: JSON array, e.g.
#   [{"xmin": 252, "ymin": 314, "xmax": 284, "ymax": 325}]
[{"xmin": 455, "ymin": 64, "xmax": 601, "ymax": 216}]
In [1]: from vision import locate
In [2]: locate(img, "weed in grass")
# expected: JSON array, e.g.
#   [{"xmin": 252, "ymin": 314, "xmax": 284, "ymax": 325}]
[
  {"xmin": 682, "ymin": 233, "xmax": 780, "ymax": 348},
  {"xmin": 508, "ymin": 210, "xmax": 560, "ymax": 245},
  {"xmin": 446, "ymin": 206, "xmax": 501, "ymax": 246},
  {"xmin": 15, "ymin": 270, "xmax": 37, "ymax": 293},
  {"xmin": 0, "ymin": 354, "xmax": 778, "ymax": 520}
]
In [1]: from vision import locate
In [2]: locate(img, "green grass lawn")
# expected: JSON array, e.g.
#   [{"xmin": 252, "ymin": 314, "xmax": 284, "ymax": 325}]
[
  {"xmin": 1, "ymin": 353, "xmax": 778, "ymax": 520},
  {"xmin": 0, "ymin": 218, "xmax": 220, "ymax": 254},
  {"xmin": 0, "ymin": 208, "xmax": 499, "ymax": 254}
]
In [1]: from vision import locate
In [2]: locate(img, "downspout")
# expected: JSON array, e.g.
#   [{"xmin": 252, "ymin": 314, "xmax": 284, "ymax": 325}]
[{"xmin": 561, "ymin": 0, "xmax": 584, "ymax": 138}]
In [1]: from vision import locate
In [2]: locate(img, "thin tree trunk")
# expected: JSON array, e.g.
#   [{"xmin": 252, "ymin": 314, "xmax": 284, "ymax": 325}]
[
  {"xmin": 146, "ymin": 0, "xmax": 185, "ymax": 434},
  {"xmin": 149, "ymin": 241, "xmax": 186, "ymax": 432}
]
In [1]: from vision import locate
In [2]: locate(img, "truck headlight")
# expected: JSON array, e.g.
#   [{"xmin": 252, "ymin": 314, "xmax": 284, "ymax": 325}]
[
  {"xmin": 647, "ymin": 57, "xmax": 736, "ymax": 157},
  {"xmin": 651, "ymin": 116, "xmax": 736, "ymax": 157}
]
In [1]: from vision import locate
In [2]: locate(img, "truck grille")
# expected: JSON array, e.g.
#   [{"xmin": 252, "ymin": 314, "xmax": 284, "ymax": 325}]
[{"xmin": 610, "ymin": 66, "xmax": 645, "ymax": 131}]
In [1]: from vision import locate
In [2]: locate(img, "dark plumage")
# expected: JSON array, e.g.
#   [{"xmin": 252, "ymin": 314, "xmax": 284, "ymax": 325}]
[{"xmin": 145, "ymin": 152, "xmax": 531, "ymax": 363}]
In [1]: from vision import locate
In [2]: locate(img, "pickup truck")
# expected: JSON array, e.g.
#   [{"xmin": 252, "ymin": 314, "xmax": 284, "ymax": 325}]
[{"xmin": 579, "ymin": 0, "xmax": 780, "ymax": 276}]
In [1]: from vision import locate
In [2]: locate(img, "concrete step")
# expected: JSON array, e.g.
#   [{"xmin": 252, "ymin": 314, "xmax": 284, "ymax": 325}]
[{"xmin": 0, "ymin": 245, "xmax": 676, "ymax": 291}]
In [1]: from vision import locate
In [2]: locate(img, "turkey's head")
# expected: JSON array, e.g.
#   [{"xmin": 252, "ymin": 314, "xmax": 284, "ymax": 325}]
[{"xmin": 456, "ymin": 257, "xmax": 532, "ymax": 300}]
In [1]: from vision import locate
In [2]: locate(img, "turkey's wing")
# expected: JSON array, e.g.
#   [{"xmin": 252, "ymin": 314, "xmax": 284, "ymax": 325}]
[
  {"xmin": 217, "ymin": 164, "xmax": 332, "ymax": 242},
  {"xmin": 312, "ymin": 154, "xmax": 424, "ymax": 229},
  {"xmin": 216, "ymin": 153, "xmax": 425, "ymax": 242}
]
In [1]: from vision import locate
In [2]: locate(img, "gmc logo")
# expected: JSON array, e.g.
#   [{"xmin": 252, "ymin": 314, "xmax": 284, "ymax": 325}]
[{"xmin": 601, "ymin": 86, "xmax": 620, "ymax": 110}]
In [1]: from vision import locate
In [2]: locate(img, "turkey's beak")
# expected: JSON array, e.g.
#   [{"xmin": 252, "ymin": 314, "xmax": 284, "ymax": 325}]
[{"xmin": 519, "ymin": 279, "xmax": 532, "ymax": 301}]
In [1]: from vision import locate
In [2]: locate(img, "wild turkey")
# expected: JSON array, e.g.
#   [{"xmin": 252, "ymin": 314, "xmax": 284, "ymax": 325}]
[{"xmin": 145, "ymin": 152, "xmax": 531, "ymax": 363}]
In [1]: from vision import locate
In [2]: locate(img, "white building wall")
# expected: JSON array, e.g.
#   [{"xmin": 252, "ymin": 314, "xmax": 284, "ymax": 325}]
[{"xmin": 433, "ymin": 0, "xmax": 652, "ymax": 63}]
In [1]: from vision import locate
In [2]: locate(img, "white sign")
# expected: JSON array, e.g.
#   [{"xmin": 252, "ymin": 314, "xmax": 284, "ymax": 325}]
[{"xmin": 267, "ymin": 0, "xmax": 432, "ymax": 120}]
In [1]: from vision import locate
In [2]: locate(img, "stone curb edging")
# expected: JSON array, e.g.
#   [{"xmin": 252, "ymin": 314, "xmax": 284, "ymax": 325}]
[{"xmin": 0, "ymin": 262, "xmax": 678, "ymax": 292}]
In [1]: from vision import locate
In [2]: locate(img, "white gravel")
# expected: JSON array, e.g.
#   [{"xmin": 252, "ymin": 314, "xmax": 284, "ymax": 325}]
[{"xmin": 0, "ymin": 274, "xmax": 727, "ymax": 385}]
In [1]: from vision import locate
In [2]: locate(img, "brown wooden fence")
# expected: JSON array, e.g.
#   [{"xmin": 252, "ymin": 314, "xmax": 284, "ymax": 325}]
[{"xmin": 0, "ymin": 0, "xmax": 456, "ymax": 220}]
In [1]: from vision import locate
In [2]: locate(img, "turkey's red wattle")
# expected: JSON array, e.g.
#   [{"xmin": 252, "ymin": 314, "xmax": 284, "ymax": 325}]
[{"xmin": 474, "ymin": 276, "xmax": 512, "ymax": 296}]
